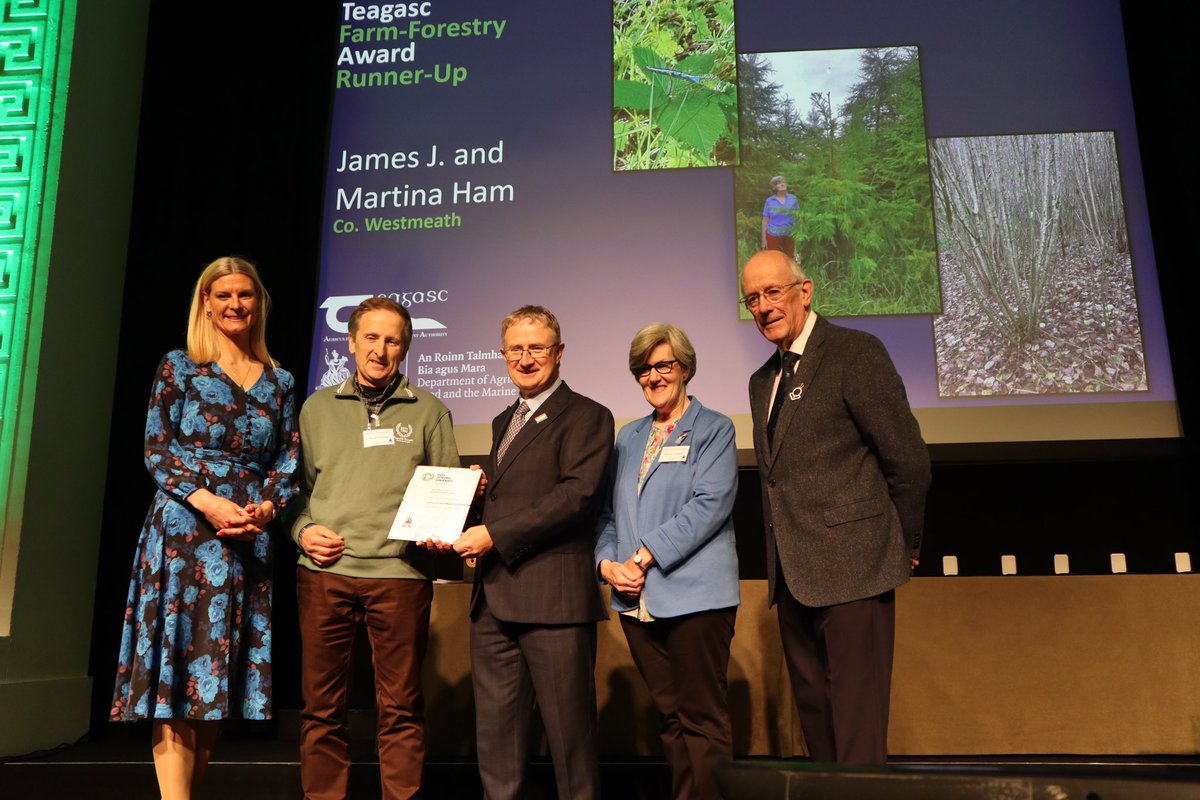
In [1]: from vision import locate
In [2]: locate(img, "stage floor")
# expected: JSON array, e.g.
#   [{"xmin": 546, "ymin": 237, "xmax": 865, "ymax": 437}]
[{"xmin": 3, "ymin": 736, "xmax": 1197, "ymax": 800}]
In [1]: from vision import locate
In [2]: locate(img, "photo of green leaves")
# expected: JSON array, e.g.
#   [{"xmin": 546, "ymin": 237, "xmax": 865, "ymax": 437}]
[
  {"xmin": 733, "ymin": 47, "xmax": 940, "ymax": 318},
  {"xmin": 930, "ymin": 131, "xmax": 1148, "ymax": 396},
  {"xmin": 612, "ymin": 0, "xmax": 738, "ymax": 171}
]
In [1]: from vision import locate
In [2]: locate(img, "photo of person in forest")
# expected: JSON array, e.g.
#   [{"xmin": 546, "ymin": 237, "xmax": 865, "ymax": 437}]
[
  {"xmin": 762, "ymin": 175, "xmax": 800, "ymax": 258},
  {"xmin": 930, "ymin": 131, "xmax": 1148, "ymax": 396},
  {"xmin": 733, "ymin": 46, "xmax": 940, "ymax": 319}
]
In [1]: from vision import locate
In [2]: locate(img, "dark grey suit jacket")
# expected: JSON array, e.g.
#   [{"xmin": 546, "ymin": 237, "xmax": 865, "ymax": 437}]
[
  {"xmin": 750, "ymin": 316, "xmax": 930, "ymax": 607},
  {"xmin": 471, "ymin": 381, "xmax": 613, "ymax": 624}
]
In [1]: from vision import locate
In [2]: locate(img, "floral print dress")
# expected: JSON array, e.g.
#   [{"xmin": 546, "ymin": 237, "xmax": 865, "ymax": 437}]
[{"xmin": 111, "ymin": 350, "xmax": 299, "ymax": 721}]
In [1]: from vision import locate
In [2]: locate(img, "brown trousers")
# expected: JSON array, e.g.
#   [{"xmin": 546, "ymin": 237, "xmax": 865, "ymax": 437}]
[{"xmin": 297, "ymin": 567, "xmax": 432, "ymax": 800}]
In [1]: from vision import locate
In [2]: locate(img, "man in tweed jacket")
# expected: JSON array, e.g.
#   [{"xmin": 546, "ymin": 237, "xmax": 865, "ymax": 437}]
[{"xmin": 741, "ymin": 249, "xmax": 931, "ymax": 765}]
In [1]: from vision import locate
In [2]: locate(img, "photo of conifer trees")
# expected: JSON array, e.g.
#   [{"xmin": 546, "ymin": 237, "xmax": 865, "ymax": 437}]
[{"xmin": 733, "ymin": 47, "xmax": 940, "ymax": 317}]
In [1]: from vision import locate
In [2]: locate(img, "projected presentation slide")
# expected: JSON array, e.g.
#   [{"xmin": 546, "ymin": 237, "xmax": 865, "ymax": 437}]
[{"xmin": 311, "ymin": 0, "xmax": 1177, "ymax": 450}]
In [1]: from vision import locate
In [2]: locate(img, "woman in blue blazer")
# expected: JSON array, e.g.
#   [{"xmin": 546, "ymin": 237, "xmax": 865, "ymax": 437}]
[{"xmin": 596, "ymin": 323, "xmax": 739, "ymax": 800}]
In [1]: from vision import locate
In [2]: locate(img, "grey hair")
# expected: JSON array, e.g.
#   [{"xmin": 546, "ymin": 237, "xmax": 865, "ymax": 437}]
[
  {"xmin": 501, "ymin": 304, "xmax": 561, "ymax": 344},
  {"xmin": 628, "ymin": 322, "xmax": 696, "ymax": 384}
]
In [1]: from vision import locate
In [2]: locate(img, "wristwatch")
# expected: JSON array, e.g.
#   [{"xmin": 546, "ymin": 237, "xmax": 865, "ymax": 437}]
[{"xmin": 633, "ymin": 550, "xmax": 646, "ymax": 571}]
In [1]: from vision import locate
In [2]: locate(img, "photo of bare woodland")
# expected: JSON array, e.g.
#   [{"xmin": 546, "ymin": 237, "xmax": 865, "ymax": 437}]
[{"xmin": 930, "ymin": 132, "xmax": 1148, "ymax": 396}]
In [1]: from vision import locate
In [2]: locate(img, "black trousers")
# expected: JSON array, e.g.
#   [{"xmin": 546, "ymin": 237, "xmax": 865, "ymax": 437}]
[
  {"xmin": 621, "ymin": 607, "xmax": 736, "ymax": 800},
  {"xmin": 776, "ymin": 582, "xmax": 895, "ymax": 765},
  {"xmin": 470, "ymin": 595, "xmax": 600, "ymax": 800}
]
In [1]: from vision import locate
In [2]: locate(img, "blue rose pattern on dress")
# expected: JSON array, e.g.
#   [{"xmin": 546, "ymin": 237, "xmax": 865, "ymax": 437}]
[{"xmin": 111, "ymin": 350, "xmax": 299, "ymax": 722}]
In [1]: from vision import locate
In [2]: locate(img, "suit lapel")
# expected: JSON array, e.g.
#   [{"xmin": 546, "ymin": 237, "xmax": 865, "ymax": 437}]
[
  {"xmin": 767, "ymin": 316, "xmax": 827, "ymax": 466},
  {"xmin": 489, "ymin": 402, "xmax": 518, "ymax": 476},
  {"xmin": 622, "ymin": 415, "xmax": 651, "ymax": 492},
  {"xmin": 750, "ymin": 358, "xmax": 775, "ymax": 464},
  {"xmin": 492, "ymin": 383, "xmax": 573, "ymax": 484}
]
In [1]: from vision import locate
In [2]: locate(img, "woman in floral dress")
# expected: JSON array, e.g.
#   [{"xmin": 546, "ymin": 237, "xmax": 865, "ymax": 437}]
[{"xmin": 111, "ymin": 257, "xmax": 299, "ymax": 800}]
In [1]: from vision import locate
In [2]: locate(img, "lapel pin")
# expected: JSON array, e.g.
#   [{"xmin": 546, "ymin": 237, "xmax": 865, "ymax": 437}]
[
  {"xmin": 789, "ymin": 384, "xmax": 805, "ymax": 401},
  {"xmin": 534, "ymin": 412, "xmax": 548, "ymax": 424}
]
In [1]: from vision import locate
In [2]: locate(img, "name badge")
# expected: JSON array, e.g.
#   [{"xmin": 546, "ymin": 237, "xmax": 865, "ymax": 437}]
[
  {"xmin": 363, "ymin": 428, "xmax": 395, "ymax": 448},
  {"xmin": 660, "ymin": 445, "xmax": 689, "ymax": 462}
]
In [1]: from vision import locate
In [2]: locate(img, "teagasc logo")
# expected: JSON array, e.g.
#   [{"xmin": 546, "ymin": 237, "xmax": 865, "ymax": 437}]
[
  {"xmin": 319, "ymin": 293, "xmax": 448, "ymax": 334},
  {"xmin": 321, "ymin": 295, "xmax": 374, "ymax": 333},
  {"xmin": 421, "ymin": 472, "xmax": 434, "ymax": 482}
]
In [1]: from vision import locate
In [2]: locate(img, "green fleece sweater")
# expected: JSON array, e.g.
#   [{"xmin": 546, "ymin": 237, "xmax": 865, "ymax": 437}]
[{"xmin": 291, "ymin": 374, "xmax": 460, "ymax": 579}]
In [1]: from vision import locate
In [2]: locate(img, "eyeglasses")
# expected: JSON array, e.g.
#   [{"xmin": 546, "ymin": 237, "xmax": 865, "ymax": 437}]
[
  {"xmin": 502, "ymin": 344, "xmax": 559, "ymax": 362},
  {"xmin": 741, "ymin": 281, "xmax": 801, "ymax": 311},
  {"xmin": 633, "ymin": 360, "xmax": 679, "ymax": 379}
]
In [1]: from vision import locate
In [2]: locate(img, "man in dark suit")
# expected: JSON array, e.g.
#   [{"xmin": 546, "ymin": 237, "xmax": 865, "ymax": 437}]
[
  {"xmin": 453, "ymin": 305, "xmax": 614, "ymax": 800},
  {"xmin": 741, "ymin": 250, "xmax": 931, "ymax": 765}
]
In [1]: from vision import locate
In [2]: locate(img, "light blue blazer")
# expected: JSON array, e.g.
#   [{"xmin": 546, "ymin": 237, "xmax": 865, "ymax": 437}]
[{"xmin": 595, "ymin": 398, "xmax": 739, "ymax": 618}]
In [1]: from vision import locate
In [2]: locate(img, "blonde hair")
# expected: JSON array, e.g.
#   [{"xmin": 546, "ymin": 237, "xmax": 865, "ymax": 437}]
[
  {"xmin": 186, "ymin": 256, "xmax": 276, "ymax": 366},
  {"xmin": 628, "ymin": 322, "xmax": 696, "ymax": 384}
]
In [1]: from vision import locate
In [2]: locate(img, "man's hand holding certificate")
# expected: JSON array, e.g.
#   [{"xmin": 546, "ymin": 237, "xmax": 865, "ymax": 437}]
[{"xmin": 387, "ymin": 466, "xmax": 482, "ymax": 543}]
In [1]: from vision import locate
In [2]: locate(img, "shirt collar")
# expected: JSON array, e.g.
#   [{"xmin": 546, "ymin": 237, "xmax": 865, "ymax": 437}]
[
  {"xmin": 783, "ymin": 310, "xmax": 819, "ymax": 359},
  {"xmin": 521, "ymin": 377, "xmax": 562, "ymax": 415},
  {"xmin": 335, "ymin": 373, "xmax": 415, "ymax": 401}
]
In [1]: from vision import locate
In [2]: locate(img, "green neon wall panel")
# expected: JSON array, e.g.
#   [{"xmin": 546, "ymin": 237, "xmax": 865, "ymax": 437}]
[{"xmin": 0, "ymin": 0, "xmax": 75, "ymax": 633}]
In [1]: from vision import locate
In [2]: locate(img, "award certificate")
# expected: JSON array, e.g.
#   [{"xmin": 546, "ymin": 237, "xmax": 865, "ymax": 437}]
[{"xmin": 387, "ymin": 466, "xmax": 482, "ymax": 543}]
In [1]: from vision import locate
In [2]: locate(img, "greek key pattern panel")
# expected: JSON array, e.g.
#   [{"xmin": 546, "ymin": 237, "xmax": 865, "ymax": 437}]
[{"xmin": 2, "ymin": 0, "xmax": 66, "ymax": 514}]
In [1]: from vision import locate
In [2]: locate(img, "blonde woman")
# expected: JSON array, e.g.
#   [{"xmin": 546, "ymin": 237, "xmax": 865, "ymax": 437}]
[{"xmin": 111, "ymin": 257, "xmax": 299, "ymax": 800}]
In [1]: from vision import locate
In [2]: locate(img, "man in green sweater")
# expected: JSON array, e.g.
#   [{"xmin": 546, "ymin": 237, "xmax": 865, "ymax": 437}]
[{"xmin": 291, "ymin": 297, "xmax": 460, "ymax": 800}]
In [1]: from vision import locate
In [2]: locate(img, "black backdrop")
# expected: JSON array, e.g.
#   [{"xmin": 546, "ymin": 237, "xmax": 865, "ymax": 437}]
[{"xmin": 86, "ymin": 3, "xmax": 1193, "ymax": 735}]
